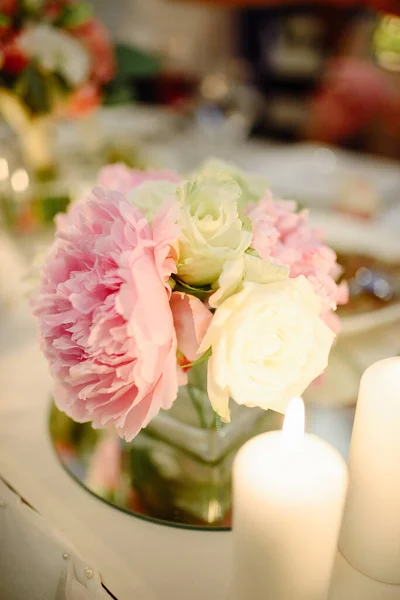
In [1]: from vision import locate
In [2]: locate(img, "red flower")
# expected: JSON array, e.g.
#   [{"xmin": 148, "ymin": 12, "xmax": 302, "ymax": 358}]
[
  {"xmin": 44, "ymin": 1, "xmax": 64, "ymax": 21},
  {"xmin": 1, "ymin": 35, "xmax": 29, "ymax": 74},
  {"xmin": 71, "ymin": 19, "xmax": 115, "ymax": 84},
  {"xmin": 0, "ymin": 0, "xmax": 17, "ymax": 16}
]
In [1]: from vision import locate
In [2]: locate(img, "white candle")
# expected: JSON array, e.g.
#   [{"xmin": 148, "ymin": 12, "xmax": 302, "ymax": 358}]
[
  {"xmin": 231, "ymin": 398, "xmax": 348, "ymax": 600},
  {"xmin": 339, "ymin": 357, "xmax": 400, "ymax": 584},
  {"xmin": 329, "ymin": 551, "xmax": 400, "ymax": 600}
]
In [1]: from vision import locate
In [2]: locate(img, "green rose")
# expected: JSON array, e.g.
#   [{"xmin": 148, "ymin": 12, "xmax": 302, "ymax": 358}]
[{"xmin": 177, "ymin": 176, "xmax": 252, "ymax": 286}]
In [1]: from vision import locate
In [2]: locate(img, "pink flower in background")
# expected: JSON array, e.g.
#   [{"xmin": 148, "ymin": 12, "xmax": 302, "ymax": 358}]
[
  {"xmin": 247, "ymin": 195, "xmax": 347, "ymax": 322},
  {"xmin": 33, "ymin": 186, "xmax": 181, "ymax": 441},
  {"xmin": 307, "ymin": 57, "xmax": 397, "ymax": 143},
  {"xmin": 97, "ymin": 163, "xmax": 180, "ymax": 195}
]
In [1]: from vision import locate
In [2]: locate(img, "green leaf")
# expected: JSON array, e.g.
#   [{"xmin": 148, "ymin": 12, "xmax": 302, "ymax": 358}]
[
  {"xmin": 0, "ymin": 13, "xmax": 11, "ymax": 27},
  {"xmin": 48, "ymin": 72, "xmax": 71, "ymax": 95},
  {"xmin": 114, "ymin": 43, "xmax": 161, "ymax": 79},
  {"xmin": 23, "ymin": 0, "xmax": 45, "ymax": 15},
  {"xmin": 57, "ymin": 2, "xmax": 93, "ymax": 28},
  {"xmin": 15, "ymin": 63, "xmax": 51, "ymax": 115},
  {"xmin": 173, "ymin": 278, "xmax": 213, "ymax": 302},
  {"xmin": 103, "ymin": 81, "xmax": 135, "ymax": 106},
  {"xmin": 183, "ymin": 348, "xmax": 211, "ymax": 370},
  {"xmin": 245, "ymin": 247, "xmax": 261, "ymax": 259},
  {"xmin": 33, "ymin": 194, "xmax": 70, "ymax": 224}
]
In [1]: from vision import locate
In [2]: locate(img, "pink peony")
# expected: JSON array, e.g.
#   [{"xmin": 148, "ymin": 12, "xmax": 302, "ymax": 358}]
[
  {"xmin": 97, "ymin": 163, "xmax": 180, "ymax": 195},
  {"xmin": 247, "ymin": 194, "xmax": 348, "ymax": 325},
  {"xmin": 33, "ymin": 186, "xmax": 182, "ymax": 441}
]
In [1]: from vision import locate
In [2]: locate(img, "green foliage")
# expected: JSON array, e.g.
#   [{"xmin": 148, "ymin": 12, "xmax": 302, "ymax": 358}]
[
  {"xmin": 13, "ymin": 62, "xmax": 70, "ymax": 116},
  {"xmin": 103, "ymin": 82, "xmax": 135, "ymax": 107},
  {"xmin": 103, "ymin": 44, "xmax": 160, "ymax": 106},
  {"xmin": 173, "ymin": 278, "xmax": 213, "ymax": 302},
  {"xmin": 56, "ymin": 2, "xmax": 93, "ymax": 29},
  {"xmin": 183, "ymin": 348, "xmax": 212, "ymax": 370},
  {"xmin": 33, "ymin": 193, "xmax": 70, "ymax": 223},
  {"xmin": 374, "ymin": 15, "xmax": 400, "ymax": 56},
  {"xmin": 245, "ymin": 247, "xmax": 261, "ymax": 258},
  {"xmin": 0, "ymin": 13, "xmax": 11, "ymax": 27},
  {"xmin": 114, "ymin": 43, "xmax": 161, "ymax": 79},
  {"xmin": 15, "ymin": 62, "xmax": 51, "ymax": 115}
]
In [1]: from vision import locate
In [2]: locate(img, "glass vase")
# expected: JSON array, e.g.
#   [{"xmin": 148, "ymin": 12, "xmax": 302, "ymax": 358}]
[
  {"xmin": 50, "ymin": 362, "xmax": 283, "ymax": 529},
  {"xmin": 127, "ymin": 363, "xmax": 283, "ymax": 527}
]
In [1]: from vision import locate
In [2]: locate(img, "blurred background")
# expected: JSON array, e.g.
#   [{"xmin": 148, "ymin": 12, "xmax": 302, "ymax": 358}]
[
  {"xmin": 0, "ymin": 0, "xmax": 399, "ymax": 410},
  {"xmin": 0, "ymin": 5, "xmax": 399, "ymax": 596},
  {"xmin": 1, "ymin": 1, "xmax": 399, "ymax": 220}
]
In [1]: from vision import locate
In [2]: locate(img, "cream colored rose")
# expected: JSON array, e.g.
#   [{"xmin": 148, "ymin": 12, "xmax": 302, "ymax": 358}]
[
  {"xmin": 198, "ymin": 276, "xmax": 335, "ymax": 422},
  {"xmin": 177, "ymin": 176, "xmax": 252, "ymax": 286}
]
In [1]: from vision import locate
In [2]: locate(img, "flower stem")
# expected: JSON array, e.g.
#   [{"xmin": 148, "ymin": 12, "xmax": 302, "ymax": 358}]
[{"xmin": 189, "ymin": 388, "xmax": 208, "ymax": 429}]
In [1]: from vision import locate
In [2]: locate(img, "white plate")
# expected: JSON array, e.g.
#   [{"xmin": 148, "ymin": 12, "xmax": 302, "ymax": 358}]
[
  {"xmin": 309, "ymin": 212, "xmax": 400, "ymax": 336},
  {"xmin": 240, "ymin": 143, "xmax": 400, "ymax": 209},
  {"xmin": 58, "ymin": 105, "xmax": 179, "ymax": 150}
]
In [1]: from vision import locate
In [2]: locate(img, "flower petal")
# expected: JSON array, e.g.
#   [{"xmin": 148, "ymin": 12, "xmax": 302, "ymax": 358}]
[{"xmin": 170, "ymin": 292, "xmax": 213, "ymax": 362}]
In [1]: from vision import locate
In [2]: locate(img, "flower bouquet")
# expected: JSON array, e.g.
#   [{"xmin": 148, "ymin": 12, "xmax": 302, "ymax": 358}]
[
  {"xmin": 36, "ymin": 159, "xmax": 347, "ymax": 525},
  {"xmin": 0, "ymin": 0, "xmax": 114, "ymax": 168},
  {"xmin": 0, "ymin": 0, "xmax": 115, "ymax": 232}
]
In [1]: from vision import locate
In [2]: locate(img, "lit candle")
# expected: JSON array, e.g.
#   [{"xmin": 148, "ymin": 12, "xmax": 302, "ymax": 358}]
[
  {"xmin": 329, "ymin": 551, "xmax": 400, "ymax": 600},
  {"xmin": 231, "ymin": 398, "xmax": 348, "ymax": 600},
  {"xmin": 339, "ymin": 357, "xmax": 400, "ymax": 584}
]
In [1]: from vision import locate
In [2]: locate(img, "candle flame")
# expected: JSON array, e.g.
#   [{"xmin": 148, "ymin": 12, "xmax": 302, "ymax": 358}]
[{"xmin": 282, "ymin": 397, "xmax": 305, "ymax": 449}]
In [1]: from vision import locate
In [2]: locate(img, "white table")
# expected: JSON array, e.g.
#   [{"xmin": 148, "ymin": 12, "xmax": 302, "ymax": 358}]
[
  {"xmin": 0, "ymin": 230, "xmax": 359, "ymax": 600},
  {"xmin": 1, "ymin": 144, "xmax": 399, "ymax": 597}
]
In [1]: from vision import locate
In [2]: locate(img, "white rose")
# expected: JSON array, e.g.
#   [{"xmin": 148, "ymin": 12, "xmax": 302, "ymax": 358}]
[
  {"xmin": 198, "ymin": 276, "xmax": 335, "ymax": 422},
  {"xmin": 19, "ymin": 24, "xmax": 90, "ymax": 87},
  {"xmin": 197, "ymin": 158, "xmax": 268, "ymax": 206},
  {"xmin": 177, "ymin": 176, "xmax": 252, "ymax": 286},
  {"xmin": 127, "ymin": 180, "xmax": 178, "ymax": 221}
]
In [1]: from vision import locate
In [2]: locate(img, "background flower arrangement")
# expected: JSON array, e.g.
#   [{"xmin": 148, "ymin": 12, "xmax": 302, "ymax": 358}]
[
  {"xmin": 33, "ymin": 159, "xmax": 348, "ymax": 443},
  {"xmin": 0, "ymin": 0, "xmax": 115, "ymax": 130},
  {"xmin": 0, "ymin": 0, "xmax": 115, "ymax": 235},
  {"xmin": 0, "ymin": 0, "xmax": 161, "ymax": 234}
]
